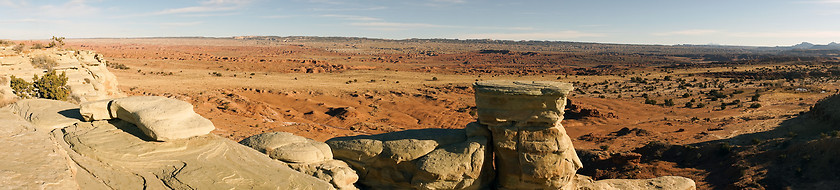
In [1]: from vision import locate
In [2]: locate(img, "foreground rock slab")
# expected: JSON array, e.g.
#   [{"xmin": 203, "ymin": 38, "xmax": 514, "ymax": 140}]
[
  {"xmin": 4, "ymin": 99, "xmax": 83, "ymax": 131},
  {"xmin": 0, "ymin": 109, "xmax": 78, "ymax": 189},
  {"xmin": 80, "ymin": 96, "xmax": 215, "ymax": 141},
  {"xmin": 54, "ymin": 120, "xmax": 333, "ymax": 189}
]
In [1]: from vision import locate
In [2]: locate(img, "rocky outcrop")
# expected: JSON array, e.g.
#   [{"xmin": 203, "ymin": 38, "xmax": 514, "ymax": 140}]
[
  {"xmin": 1, "ymin": 97, "xmax": 337, "ymax": 189},
  {"xmin": 0, "ymin": 109, "xmax": 78, "ymax": 189},
  {"xmin": 474, "ymin": 81, "xmax": 582, "ymax": 189},
  {"xmin": 4, "ymin": 99, "xmax": 83, "ymax": 131},
  {"xmin": 326, "ymin": 128, "xmax": 494, "ymax": 190},
  {"xmin": 241, "ymin": 132, "xmax": 359, "ymax": 190},
  {"xmin": 0, "ymin": 47, "xmax": 124, "ymax": 104},
  {"xmin": 0, "ymin": 76, "xmax": 16, "ymax": 106},
  {"xmin": 576, "ymin": 175, "xmax": 697, "ymax": 190},
  {"xmin": 472, "ymin": 80, "xmax": 695, "ymax": 189},
  {"xmin": 80, "ymin": 96, "xmax": 215, "ymax": 141},
  {"xmin": 55, "ymin": 119, "xmax": 333, "ymax": 189}
]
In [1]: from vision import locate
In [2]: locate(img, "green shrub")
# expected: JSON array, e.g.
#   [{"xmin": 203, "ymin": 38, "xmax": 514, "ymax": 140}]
[
  {"xmin": 749, "ymin": 103, "xmax": 761, "ymax": 108},
  {"xmin": 663, "ymin": 99, "xmax": 675, "ymax": 107},
  {"xmin": 33, "ymin": 71, "xmax": 69, "ymax": 100},
  {"xmin": 10, "ymin": 71, "xmax": 69, "ymax": 101},
  {"xmin": 9, "ymin": 75, "xmax": 34, "ymax": 98}
]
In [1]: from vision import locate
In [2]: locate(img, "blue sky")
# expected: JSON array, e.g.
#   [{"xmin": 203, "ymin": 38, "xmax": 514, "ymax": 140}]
[{"xmin": 1, "ymin": 0, "xmax": 839, "ymax": 46}]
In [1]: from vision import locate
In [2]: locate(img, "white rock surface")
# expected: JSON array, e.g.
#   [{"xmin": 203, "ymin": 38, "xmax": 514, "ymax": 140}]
[
  {"xmin": 240, "ymin": 132, "xmax": 333, "ymax": 163},
  {"xmin": 108, "ymin": 96, "xmax": 215, "ymax": 141},
  {"xmin": 0, "ymin": 109, "xmax": 78, "ymax": 189},
  {"xmin": 4, "ymin": 99, "xmax": 83, "ymax": 131},
  {"xmin": 53, "ymin": 120, "xmax": 334, "ymax": 189}
]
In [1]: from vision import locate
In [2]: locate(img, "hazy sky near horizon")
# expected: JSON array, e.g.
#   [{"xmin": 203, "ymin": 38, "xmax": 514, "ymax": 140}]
[{"xmin": 1, "ymin": 0, "xmax": 839, "ymax": 46}]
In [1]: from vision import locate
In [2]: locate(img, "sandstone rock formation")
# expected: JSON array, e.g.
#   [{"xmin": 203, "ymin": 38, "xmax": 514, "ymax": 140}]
[
  {"xmin": 472, "ymin": 80, "xmax": 695, "ymax": 190},
  {"xmin": 0, "ymin": 47, "xmax": 124, "ymax": 104},
  {"xmin": 0, "ymin": 75, "xmax": 16, "ymax": 106},
  {"xmin": 326, "ymin": 128, "xmax": 494, "ymax": 190},
  {"xmin": 54, "ymin": 120, "xmax": 333, "ymax": 189},
  {"xmin": 575, "ymin": 175, "xmax": 697, "ymax": 190},
  {"xmin": 474, "ymin": 80, "xmax": 582, "ymax": 189},
  {"xmin": 80, "ymin": 96, "xmax": 215, "ymax": 141},
  {"xmin": 0, "ymin": 109, "xmax": 78, "ymax": 189},
  {"xmin": 1, "ymin": 97, "xmax": 337, "ymax": 189},
  {"xmin": 241, "ymin": 132, "xmax": 359, "ymax": 190},
  {"xmin": 5, "ymin": 99, "xmax": 83, "ymax": 131}
]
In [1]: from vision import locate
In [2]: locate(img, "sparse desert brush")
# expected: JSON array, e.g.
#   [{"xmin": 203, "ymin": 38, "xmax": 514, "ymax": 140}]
[
  {"xmin": 31, "ymin": 55, "xmax": 59, "ymax": 71},
  {"xmin": 0, "ymin": 39, "xmax": 13, "ymax": 45},
  {"xmin": 30, "ymin": 43, "xmax": 45, "ymax": 49},
  {"xmin": 9, "ymin": 71, "xmax": 69, "ymax": 101},
  {"xmin": 108, "ymin": 62, "xmax": 131, "ymax": 70},
  {"xmin": 12, "ymin": 43, "xmax": 25, "ymax": 53},
  {"xmin": 46, "ymin": 36, "xmax": 65, "ymax": 48}
]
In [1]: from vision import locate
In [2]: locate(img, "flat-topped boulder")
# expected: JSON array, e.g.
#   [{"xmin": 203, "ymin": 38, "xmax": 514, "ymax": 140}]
[
  {"xmin": 80, "ymin": 96, "xmax": 215, "ymax": 141},
  {"xmin": 474, "ymin": 80, "xmax": 573, "ymax": 126}
]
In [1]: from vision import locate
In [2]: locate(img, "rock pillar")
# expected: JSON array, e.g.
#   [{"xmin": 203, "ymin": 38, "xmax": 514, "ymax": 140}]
[{"xmin": 474, "ymin": 81, "xmax": 582, "ymax": 189}]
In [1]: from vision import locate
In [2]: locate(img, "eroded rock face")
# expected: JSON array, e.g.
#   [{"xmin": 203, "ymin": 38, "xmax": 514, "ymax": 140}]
[
  {"xmin": 241, "ymin": 132, "xmax": 359, "ymax": 190},
  {"xmin": 326, "ymin": 128, "xmax": 494, "ymax": 190},
  {"xmin": 53, "ymin": 120, "xmax": 334, "ymax": 189},
  {"xmin": 80, "ymin": 96, "xmax": 215, "ymax": 141},
  {"xmin": 0, "ymin": 76, "xmax": 16, "ymax": 106},
  {"xmin": 474, "ymin": 80, "xmax": 582, "ymax": 189},
  {"xmin": 0, "ymin": 48, "xmax": 125, "ymax": 104},
  {"xmin": 0, "ymin": 109, "xmax": 78, "ymax": 189}
]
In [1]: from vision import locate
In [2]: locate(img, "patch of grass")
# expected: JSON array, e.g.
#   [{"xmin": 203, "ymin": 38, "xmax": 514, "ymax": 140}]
[{"xmin": 31, "ymin": 55, "xmax": 59, "ymax": 71}]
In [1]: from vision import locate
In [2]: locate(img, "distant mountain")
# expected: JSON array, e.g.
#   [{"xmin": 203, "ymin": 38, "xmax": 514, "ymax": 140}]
[
  {"xmin": 811, "ymin": 42, "xmax": 840, "ymax": 50},
  {"xmin": 791, "ymin": 42, "xmax": 815, "ymax": 49}
]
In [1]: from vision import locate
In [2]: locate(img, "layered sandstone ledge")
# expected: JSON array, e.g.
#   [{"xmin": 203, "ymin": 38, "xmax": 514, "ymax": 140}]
[{"xmin": 0, "ymin": 79, "xmax": 695, "ymax": 189}]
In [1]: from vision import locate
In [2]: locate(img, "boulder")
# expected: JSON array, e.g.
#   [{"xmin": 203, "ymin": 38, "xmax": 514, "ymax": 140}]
[
  {"xmin": 575, "ymin": 175, "xmax": 697, "ymax": 190},
  {"xmin": 107, "ymin": 96, "xmax": 215, "ymax": 141},
  {"xmin": 474, "ymin": 80, "xmax": 581, "ymax": 189},
  {"xmin": 54, "ymin": 120, "xmax": 334, "ymax": 189},
  {"xmin": 241, "ymin": 132, "xmax": 359, "ymax": 190},
  {"xmin": 413, "ymin": 137, "xmax": 494, "ymax": 190},
  {"xmin": 79, "ymin": 99, "xmax": 112, "ymax": 121},
  {"xmin": 0, "ymin": 109, "xmax": 78, "ymax": 189},
  {"xmin": 4, "ymin": 99, "xmax": 83, "ymax": 131},
  {"xmin": 286, "ymin": 160, "xmax": 360, "ymax": 190},
  {"xmin": 327, "ymin": 128, "xmax": 493, "ymax": 189},
  {"xmin": 240, "ymin": 132, "xmax": 333, "ymax": 163}
]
